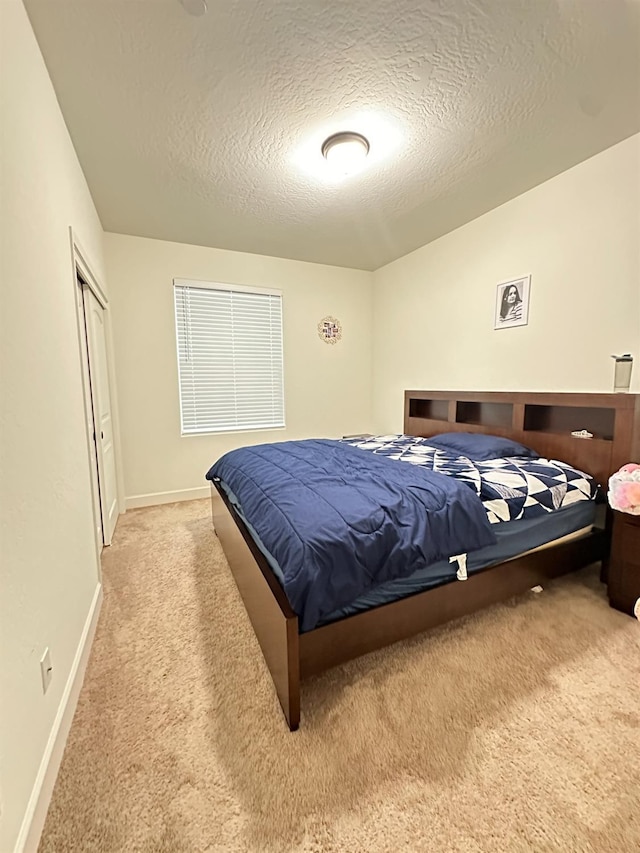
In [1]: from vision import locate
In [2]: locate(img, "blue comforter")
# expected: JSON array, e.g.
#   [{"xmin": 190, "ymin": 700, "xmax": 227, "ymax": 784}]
[{"xmin": 206, "ymin": 440, "xmax": 496, "ymax": 631}]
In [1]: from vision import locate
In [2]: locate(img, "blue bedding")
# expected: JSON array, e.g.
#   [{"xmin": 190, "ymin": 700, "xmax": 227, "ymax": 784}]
[
  {"xmin": 320, "ymin": 500, "xmax": 597, "ymax": 626},
  {"xmin": 343, "ymin": 435, "xmax": 599, "ymax": 523},
  {"xmin": 207, "ymin": 440, "xmax": 496, "ymax": 631}
]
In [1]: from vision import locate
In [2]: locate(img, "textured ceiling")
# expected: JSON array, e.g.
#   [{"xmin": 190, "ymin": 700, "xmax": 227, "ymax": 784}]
[{"xmin": 25, "ymin": 0, "xmax": 640, "ymax": 270}]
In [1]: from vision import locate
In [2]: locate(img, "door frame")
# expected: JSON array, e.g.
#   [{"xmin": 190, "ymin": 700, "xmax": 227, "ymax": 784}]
[{"xmin": 69, "ymin": 228, "xmax": 123, "ymax": 556}]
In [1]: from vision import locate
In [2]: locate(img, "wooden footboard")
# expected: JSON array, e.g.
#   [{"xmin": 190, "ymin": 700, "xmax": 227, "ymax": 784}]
[
  {"xmin": 211, "ymin": 478, "xmax": 605, "ymax": 730},
  {"xmin": 211, "ymin": 483, "xmax": 300, "ymax": 730}
]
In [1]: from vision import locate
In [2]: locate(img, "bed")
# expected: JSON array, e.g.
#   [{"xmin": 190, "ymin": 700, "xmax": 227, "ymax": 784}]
[{"xmin": 207, "ymin": 390, "xmax": 640, "ymax": 730}]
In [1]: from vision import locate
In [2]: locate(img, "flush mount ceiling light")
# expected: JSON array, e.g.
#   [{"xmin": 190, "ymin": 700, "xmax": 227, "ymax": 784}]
[
  {"xmin": 180, "ymin": 0, "xmax": 208, "ymax": 16},
  {"xmin": 321, "ymin": 132, "xmax": 370, "ymax": 175}
]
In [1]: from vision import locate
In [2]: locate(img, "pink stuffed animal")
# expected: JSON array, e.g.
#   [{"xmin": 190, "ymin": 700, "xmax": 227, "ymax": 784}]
[{"xmin": 608, "ymin": 463, "xmax": 640, "ymax": 515}]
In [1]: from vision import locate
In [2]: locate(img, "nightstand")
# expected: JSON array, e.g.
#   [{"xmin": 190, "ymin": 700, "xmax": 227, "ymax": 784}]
[{"xmin": 607, "ymin": 511, "xmax": 640, "ymax": 616}]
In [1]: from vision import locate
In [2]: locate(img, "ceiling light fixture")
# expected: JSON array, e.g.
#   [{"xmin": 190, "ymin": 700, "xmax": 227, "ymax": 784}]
[
  {"xmin": 321, "ymin": 132, "xmax": 370, "ymax": 175},
  {"xmin": 180, "ymin": 0, "xmax": 208, "ymax": 16}
]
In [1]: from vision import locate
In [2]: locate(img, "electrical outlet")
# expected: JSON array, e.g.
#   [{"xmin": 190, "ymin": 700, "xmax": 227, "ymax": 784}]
[{"xmin": 40, "ymin": 648, "xmax": 53, "ymax": 694}]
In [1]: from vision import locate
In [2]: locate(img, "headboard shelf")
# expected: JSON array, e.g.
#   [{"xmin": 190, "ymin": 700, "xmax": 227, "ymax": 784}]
[
  {"xmin": 522, "ymin": 404, "xmax": 615, "ymax": 440},
  {"xmin": 408, "ymin": 398, "xmax": 449, "ymax": 422},
  {"xmin": 404, "ymin": 390, "xmax": 640, "ymax": 487},
  {"xmin": 456, "ymin": 401, "xmax": 512, "ymax": 429},
  {"xmin": 520, "ymin": 433, "xmax": 612, "ymax": 448}
]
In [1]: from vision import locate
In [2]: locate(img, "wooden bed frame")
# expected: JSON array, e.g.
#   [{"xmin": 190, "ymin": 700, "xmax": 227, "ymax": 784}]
[{"xmin": 210, "ymin": 390, "xmax": 640, "ymax": 730}]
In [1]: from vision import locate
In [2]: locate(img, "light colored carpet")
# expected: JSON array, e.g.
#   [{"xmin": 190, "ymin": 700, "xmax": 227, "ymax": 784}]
[{"xmin": 39, "ymin": 500, "xmax": 640, "ymax": 853}]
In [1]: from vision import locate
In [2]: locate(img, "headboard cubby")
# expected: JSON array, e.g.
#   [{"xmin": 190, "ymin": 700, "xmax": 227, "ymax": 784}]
[{"xmin": 404, "ymin": 390, "xmax": 640, "ymax": 488}]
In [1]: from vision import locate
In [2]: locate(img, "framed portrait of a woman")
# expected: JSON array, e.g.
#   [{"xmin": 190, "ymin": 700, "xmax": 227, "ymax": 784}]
[{"xmin": 494, "ymin": 275, "xmax": 531, "ymax": 329}]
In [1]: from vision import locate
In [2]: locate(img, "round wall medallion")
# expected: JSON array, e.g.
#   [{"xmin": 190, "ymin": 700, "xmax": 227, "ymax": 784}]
[{"xmin": 318, "ymin": 316, "xmax": 342, "ymax": 344}]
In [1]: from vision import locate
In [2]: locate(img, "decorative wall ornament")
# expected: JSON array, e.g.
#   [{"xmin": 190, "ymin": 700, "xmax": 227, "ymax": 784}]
[{"xmin": 318, "ymin": 316, "xmax": 342, "ymax": 344}]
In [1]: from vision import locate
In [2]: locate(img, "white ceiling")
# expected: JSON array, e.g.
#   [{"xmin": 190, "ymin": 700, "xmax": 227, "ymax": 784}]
[{"xmin": 25, "ymin": 0, "xmax": 640, "ymax": 271}]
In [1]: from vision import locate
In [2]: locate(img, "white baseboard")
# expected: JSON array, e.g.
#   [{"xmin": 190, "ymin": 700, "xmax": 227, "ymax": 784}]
[
  {"xmin": 15, "ymin": 584, "xmax": 103, "ymax": 853},
  {"xmin": 125, "ymin": 486, "xmax": 210, "ymax": 509}
]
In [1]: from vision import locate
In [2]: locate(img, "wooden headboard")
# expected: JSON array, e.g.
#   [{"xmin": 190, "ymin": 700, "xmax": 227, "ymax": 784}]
[{"xmin": 404, "ymin": 390, "xmax": 640, "ymax": 487}]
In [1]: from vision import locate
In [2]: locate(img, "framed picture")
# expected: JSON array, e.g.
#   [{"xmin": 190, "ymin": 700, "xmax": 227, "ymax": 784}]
[{"xmin": 494, "ymin": 275, "xmax": 531, "ymax": 330}]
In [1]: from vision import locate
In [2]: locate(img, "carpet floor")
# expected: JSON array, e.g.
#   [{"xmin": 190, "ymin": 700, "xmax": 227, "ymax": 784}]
[{"xmin": 39, "ymin": 499, "xmax": 640, "ymax": 853}]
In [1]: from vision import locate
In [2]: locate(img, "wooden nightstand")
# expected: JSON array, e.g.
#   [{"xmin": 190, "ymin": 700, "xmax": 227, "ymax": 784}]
[{"xmin": 607, "ymin": 511, "xmax": 640, "ymax": 616}]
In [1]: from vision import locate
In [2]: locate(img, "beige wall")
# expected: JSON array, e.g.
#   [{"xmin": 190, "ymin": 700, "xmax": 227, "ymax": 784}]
[
  {"xmin": 0, "ymin": 1, "xmax": 107, "ymax": 850},
  {"xmin": 104, "ymin": 233, "xmax": 373, "ymax": 505},
  {"xmin": 372, "ymin": 134, "xmax": 640, "ymax": 432}
]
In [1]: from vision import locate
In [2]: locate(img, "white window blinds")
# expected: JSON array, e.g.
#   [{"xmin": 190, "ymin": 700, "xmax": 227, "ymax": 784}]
[{"xmin": 173, "ymin": 280, "xmax": 285, "ymax": 434}]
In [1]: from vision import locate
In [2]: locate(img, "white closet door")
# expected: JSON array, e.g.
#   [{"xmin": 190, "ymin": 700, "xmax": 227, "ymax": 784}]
[{"xmin": 84, "ymin": 287, "xmax": 118, "ymax": 544}]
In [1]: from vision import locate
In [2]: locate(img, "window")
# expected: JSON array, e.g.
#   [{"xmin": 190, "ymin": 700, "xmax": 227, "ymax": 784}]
[{"xmin": 173, "ymin": 279, "xmax": 285, "ymax": 434}]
